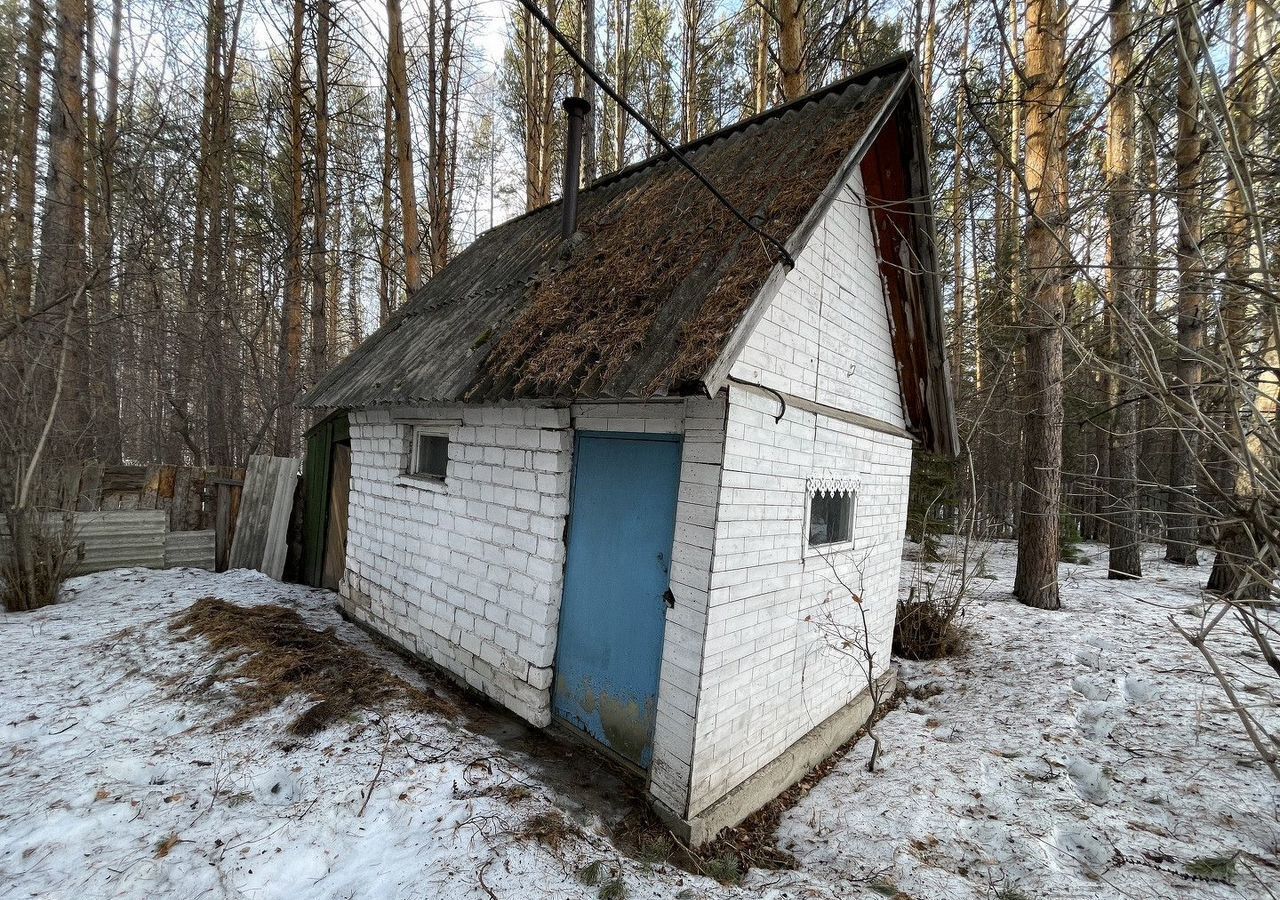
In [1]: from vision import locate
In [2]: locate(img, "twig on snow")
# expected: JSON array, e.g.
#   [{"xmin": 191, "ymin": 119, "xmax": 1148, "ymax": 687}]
[{"xmin": 358, "ymin": 720, "xmax": 392, "ymax": 817}]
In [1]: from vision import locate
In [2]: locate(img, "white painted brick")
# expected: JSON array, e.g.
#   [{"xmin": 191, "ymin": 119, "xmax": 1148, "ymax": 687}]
[{"xmin": 339, "ymin": 403, "xmax": 572, "ymax": 726}]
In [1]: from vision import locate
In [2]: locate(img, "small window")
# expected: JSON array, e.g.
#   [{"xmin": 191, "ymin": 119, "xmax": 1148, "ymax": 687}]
[
  {"xmin": 808, "ymin": 489, "xmax": 855, "ymax": 548},
  {"xmin": 408, "ymin": 426, "xmax": 449, "ymax": 480}
]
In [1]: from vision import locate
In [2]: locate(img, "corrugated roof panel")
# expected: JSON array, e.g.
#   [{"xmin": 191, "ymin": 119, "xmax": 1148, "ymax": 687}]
[{"xmin": 304, "ymin": 58, "xmax": 910, "ymax": 410}]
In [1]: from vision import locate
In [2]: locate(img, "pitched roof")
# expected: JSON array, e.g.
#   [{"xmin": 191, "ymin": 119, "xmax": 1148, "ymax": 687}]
[{"xmin": 303, "ymin": 54, "xmax": 955, "ymax": 454}]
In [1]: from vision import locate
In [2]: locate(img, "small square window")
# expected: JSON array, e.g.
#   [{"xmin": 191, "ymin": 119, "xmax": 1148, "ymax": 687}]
[
  {"xmin": 808, "ymin": 489, "xmax": 855, "ymax": 548},
  {"xmin": 409, "ymin": 427, "xmax": 449, "ymax": 480}
]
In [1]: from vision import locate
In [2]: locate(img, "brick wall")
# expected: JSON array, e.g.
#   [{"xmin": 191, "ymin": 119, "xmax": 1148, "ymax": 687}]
[
  {"xmin": 683, "ymin": 168, "xmax": 913, "ymax": 816},
  {"xmin": 341, "ymin": 403, "xmax": 573, "ymax": 726},
  {"xmin": 339, "ymin": 165, "xmax": 915, "ymax": 824},
  {"xmin": 731, "ymin": 167, "xmax": 907, "ymax": 427},
  {"xmin": 568, "ymin": 400, "xmax": 727, "ymax": 815},
  {"xmin": 341, "ymin": 397, "xmax": 726, "ymax": 770}
]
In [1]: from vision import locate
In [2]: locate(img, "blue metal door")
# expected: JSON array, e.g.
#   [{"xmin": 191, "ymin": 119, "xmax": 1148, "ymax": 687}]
[{"xmin": 553, "ymin": 431, "xmax": 682, "ymax": 769}]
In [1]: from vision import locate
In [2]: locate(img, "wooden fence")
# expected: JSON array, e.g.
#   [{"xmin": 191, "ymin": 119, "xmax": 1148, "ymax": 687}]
[{"xmin": 8, "ymin": 462, "xmax": 246, "ymax": 572}]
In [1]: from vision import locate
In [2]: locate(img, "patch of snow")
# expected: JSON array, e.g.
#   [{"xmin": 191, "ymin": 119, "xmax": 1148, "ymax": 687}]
[
  {"xmin": 0, "ymin": 568, "xmax": 741, "ymax": 899},
  {"xmin": 2, "ymin": 544, "xmax": 1277, "ymax": 899},
  {"xmin": 777, "ymin": 542, "xmax": 1280, "ymax": 899}
]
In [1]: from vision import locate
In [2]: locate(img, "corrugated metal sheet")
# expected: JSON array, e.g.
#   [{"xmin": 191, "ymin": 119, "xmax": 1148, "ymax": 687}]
[
  {"xmin": 164, "ymin": 530, "xmax": 216, "ymax": 569},
  {"xmin": 69, "ymin": 511, "xmax": 167, "ymax": 573},
  {"xmin": 0, "ymin": 511, "xmax": 167, "ymax": 574},
  {"xmin": 303, "ymin": 58, "xmax": 912, "ymax": 411}
]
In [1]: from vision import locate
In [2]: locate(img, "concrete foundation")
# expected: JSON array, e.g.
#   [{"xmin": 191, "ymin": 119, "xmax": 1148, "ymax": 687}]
[{"xmin": 653, "ymin": 668, "xmax": 897, "ymax": 846}]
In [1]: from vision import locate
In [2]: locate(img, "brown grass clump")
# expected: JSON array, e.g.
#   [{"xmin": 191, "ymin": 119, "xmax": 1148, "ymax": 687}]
[
  {"xmin": 170, "ymin": 597, "xmax": 454, "ymax": 736},
  {"xmin": 515, "ymin": 810, "xmax": 581, "ymax": 853},
  {"xmin": 893, "ymin": 594, "xmax": 968, "ymax": 660}
]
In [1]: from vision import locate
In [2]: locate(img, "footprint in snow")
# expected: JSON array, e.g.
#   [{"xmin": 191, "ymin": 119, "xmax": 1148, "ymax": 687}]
[
  {"xmin": 1075, "ymin": 701, "xmax": 1123, "ymax": 741},
  {"xmin": 1070, "ymin": 675, "xmax": 1111, "ymax": 701},
  {"xmin": 1066, "ymin": 756, "xmax": 1111, "ymax": 805},
  {"xmin": 1052, "ymin": 825, "xmax": 1111, "ymax": 874},
  {"xmin": 253, "ymin": 770, "xmax": 301, "ymax": 806},
  {"xmin": 1073, "ymin": 646, "xmax": 1105, "ymax": 670},
  {"xmin": 1121, "ymin": 675, "xmax": 1157, "ymax": 704}
]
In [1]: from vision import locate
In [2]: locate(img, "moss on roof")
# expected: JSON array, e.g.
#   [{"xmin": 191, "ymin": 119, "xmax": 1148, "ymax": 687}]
[{"xmin": 304, "ymin": 59, "xmax": 908, "ymax": 409}]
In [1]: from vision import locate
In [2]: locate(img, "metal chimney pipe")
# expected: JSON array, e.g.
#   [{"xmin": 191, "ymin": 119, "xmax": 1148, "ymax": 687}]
[{"xmin": 560, "ymin": 96, "xmax": 591, "ymax": 239}]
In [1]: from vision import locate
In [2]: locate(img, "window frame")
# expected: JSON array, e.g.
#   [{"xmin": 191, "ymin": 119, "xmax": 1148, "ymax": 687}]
[
  {"xmin": 403, "ymin": 423, "xmax": 452, "ymax": 483},
  {"xmin": 802, "ymin": 477, "xmax": 859, "ymax": 558}
]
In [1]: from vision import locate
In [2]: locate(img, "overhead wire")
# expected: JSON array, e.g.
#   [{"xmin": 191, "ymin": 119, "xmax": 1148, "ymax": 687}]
[{"xmin": 512, "ymin": 0, "xmax": 795, "ymax": 270}]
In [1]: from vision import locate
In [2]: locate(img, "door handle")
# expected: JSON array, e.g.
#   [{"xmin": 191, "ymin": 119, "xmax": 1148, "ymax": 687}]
[{"xmin": 663, "ymin": 589, "xmax": 675, "ymax": 609}]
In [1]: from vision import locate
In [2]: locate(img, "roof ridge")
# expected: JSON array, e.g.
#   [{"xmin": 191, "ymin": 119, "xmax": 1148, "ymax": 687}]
[{"xmin": 472, "ymin": 53, "xmax": 916, "ymax": 240}]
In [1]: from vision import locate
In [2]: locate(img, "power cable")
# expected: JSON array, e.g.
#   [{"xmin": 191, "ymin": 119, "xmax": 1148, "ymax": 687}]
[{"xmin": 513, "ymin": 0, "xmax": 795, "ymax": 269}]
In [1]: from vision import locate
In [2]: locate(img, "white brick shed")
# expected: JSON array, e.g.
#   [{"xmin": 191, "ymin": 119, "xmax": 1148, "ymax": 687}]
[{"xmin": 304, "ymin": 55, "xmax": 956, "ymax": 843}]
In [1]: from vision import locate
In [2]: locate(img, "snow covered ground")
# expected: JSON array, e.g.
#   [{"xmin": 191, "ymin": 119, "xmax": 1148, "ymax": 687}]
[{"xmin": 1, "ymin": 541, "xmax": 1276, "ymax": 899}]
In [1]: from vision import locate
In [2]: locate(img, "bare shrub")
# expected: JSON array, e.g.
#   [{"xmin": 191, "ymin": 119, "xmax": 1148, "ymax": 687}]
[
  {"xmin": 895, "ymin": 497, "xmax": 987, "ymax": 661},
  {"xmin": 1, "ymin": 508, "xmax": 80, "ymax": 612},
  {"xmin": 807, "ymin": 553, "xmax": 893, "ymax": 771},
  {"xmin": 895, "ymin": 580, "xmax": 968, "ymax": 660}
]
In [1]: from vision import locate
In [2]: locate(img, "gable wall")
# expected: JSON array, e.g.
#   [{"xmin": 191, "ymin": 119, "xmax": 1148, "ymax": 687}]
[
  {"xmin": 685, "ymin": 167, "xmax": 913, "ymax": 816},
  {"xmin": 732, "ymin": 166, "xmax": 906, "ymax": 426}
]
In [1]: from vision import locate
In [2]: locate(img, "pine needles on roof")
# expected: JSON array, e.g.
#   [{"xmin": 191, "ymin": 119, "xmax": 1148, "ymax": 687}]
[{"xmin": 471, "ymin": 80, "xmax": 895, "ymax": 400}]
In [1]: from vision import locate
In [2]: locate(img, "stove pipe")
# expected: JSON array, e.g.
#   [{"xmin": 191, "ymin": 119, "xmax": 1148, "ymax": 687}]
[{"xmin": 560, "ymin": 96, "xmax": 591, "ymax": 239}]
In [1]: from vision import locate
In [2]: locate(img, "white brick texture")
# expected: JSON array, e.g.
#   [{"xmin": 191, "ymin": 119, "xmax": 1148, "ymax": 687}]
[
  {"xmin": 686, "ymin": 386, "xmax": 911, "ymax": 815},
  {"xmin": 682, "ymin": 165, "xmax": 915, "ymax": 817},
  {"xmin": 341, "ymin": 403, "xmax": 573, "ymax": 726},
  {"xmin": 731, "ymin": 167, "xmax": 906, "ymax": 427}
]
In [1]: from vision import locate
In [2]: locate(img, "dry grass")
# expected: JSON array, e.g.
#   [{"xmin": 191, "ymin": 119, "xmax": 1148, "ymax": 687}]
[
  {"xmin": 515, "ymin": 810, "xmax": 581, "ymax": 853},
  {"xmin": 893, "ymin": 594, "xmax": 968, "ymax": 660},
  {"xmin": 170, "ymin": 597, "xmax": 455, "ymax": 736}
]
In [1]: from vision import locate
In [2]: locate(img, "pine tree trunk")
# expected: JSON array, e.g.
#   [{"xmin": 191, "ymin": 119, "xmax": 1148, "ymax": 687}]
[
  {"xmin": 753, "ymin": 0, "xmax": 769, "ymax": 114},
  {"xmin": 11, "ymin": 0, "xmax": 44, "ymax": 318},
  {"xmin": 681, "ymin": 0, "xmax": 701, "ymax": 143},
  {"xmin": 1012, "ymin": 0, "xmax": 1068, "ymax": 609},
  {"xmin": 379, "ymin": 86, "xmax": 394, "ymax": 323},
  {"xmin": 425, "ymin": 0, "xmax": 453, "ymax": 273},
  {"xmin": 950, "ymin": 0, "xmax": 968, "ymax": 395},
  {"xmin": 387, "ymin": 0, "xmax": 423, "ymax": 290},
  {"xmin": 85, "ymin": 0, "xmax": 124, "ymax": 464},
  {"xmin": 777, "ymin": 0, "xmax": 804, "ymax": 101},
  {"xmin": 328, "ymin": 167, "xmax": 343, "ymax": 363},
  {"xmin": 1208, "ymin": 0, "xmax": 1261, "ymax": 595},
  {"xmin": 310, "ymin": 0, "xmax": 331, "ymax": 385},
  {"xmin": 34, "ymin": 0, "xmax": 89, "ymax": 460},
  {"xmin": 582, "ymin": 0, "xmax": 596, "ymax": 180},
  {"xmin": 205, "ymin": 0, "xmax": 242, "ymax": 466},
  {"xmin": 536, "ymin": 0, "xmax": 558, "ymax": 202},
  {"xmin": 919, "ymin": 0, "xmax": 938, "ymax": 134},
  {"xmin": 1165, "ymin": 4, "xmax": 1206, "ymax": 566},
  {"xmin": 274, "ymin": 0, "xmax": 305, "ymax": 457},
  {"xmin": 1105, "ymin": 0, "xmax": 1141, "ymax": 578},
  {"xmin": 614, "ymin": 0, "xmax": 630, "ymax": 165}
]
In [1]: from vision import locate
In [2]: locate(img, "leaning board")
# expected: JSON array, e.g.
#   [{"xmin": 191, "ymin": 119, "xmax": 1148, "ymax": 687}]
[{"xmin": 228, "ymin": 455, "xmax": 300, "ymax": 580}]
